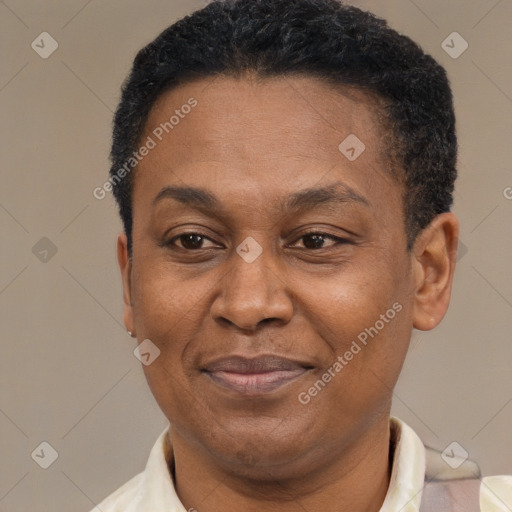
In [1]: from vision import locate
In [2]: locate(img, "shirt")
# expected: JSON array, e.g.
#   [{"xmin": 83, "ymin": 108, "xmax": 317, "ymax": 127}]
[{"xmin": 91, "ymin": 417, "xmax": 512, "ymax": 512}]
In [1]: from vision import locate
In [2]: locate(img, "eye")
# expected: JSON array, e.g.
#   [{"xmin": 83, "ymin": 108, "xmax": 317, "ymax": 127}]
[
  {"xmin": 291, "ymin": 231, "xmax": 350, "ymax": 250},
  {"xmin": 166, "ymin": 233, "xmax": 220, "ymax": 251},
  {"xmin": 163, "ymin": 231, "xmax": 349, "ymax": 252}
]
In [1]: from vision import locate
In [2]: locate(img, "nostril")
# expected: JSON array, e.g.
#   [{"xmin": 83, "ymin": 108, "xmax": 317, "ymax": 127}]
[{"xmin": 259, "ymin": 317, "xmax": 279, "ymax": 325}]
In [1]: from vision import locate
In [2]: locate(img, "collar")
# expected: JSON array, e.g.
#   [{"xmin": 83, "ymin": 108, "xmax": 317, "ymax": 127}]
[
  {"xmin": 133, "ymin": 416, "xmax": 426, "ymax": 511},
  {"xmin": 378, "ymin": 416, "xmax": 426, "ymax": 512}
]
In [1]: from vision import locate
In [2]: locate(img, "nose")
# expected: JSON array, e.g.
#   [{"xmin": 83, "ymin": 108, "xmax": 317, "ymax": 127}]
[{"xmin": 210, "ymin": 244, "xmax": 294, "ymax": 332}]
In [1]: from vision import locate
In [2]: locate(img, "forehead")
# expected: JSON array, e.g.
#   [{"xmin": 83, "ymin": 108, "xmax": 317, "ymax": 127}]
[
  {"xmin": 145, "ymin": 74, "xmax": 387, "ymax": 162},
  {"xmin": 133, "ymin": 74, "xmax": 402, "ymax": 222}
]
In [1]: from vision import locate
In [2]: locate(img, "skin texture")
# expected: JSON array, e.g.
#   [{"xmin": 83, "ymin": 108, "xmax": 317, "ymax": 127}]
[{"xmin": 117, "ymin": 75, "xmax": 459, "ymax": 512}]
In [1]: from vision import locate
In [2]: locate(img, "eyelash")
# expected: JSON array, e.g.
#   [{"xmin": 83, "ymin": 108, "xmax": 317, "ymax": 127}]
[{"xmin": 164, "ymin": 230, "xmax": 350, "ymax": 251}]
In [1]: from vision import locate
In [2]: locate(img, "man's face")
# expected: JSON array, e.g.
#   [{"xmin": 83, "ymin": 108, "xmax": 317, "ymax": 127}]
[{"xmin": 122, "ymin": 75, "xmax": 419, "ymax": 479}]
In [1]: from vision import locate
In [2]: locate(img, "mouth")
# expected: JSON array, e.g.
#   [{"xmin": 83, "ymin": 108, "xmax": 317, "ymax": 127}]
[{"xmin": 201, "ymin": 355, "xmax": 314, "ymax": 395}]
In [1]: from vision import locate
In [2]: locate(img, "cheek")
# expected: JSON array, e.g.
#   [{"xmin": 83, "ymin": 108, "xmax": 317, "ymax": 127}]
[
  {"xmin": 129, "ymin": 262, "xmax": 206, "ymax": 403},
  {"xmin": 304, "ymin": 257, "xmax": 404, "ymax": 339},
  {"xmin": 131, "ymin": 260, "xmax": 204, "ymax": 339},
  {"xmin": 130, "ymin": 265, "xmax": 206, "ymax": 424},
  {"xmin": 300, "ymin": 254, "xmax": 412, "ymax": 400}
]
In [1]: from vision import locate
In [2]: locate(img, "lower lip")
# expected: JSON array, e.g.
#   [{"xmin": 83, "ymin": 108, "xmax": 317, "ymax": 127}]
[{"xmin": 204, "ymin": 369, "xmax": 308, "ymax": 395}]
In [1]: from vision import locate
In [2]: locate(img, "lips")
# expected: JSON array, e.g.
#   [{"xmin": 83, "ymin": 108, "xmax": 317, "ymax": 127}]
[{"xmin": 202, "ymin": 355, "xmax": 313, "ymax": 395}]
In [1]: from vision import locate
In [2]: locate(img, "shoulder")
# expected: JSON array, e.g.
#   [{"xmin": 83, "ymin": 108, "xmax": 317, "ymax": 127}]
[
  {"xmin": 89, "ymin": 472, "xmax": 144, "ymax": 512},
  {"xmin": 424, "ymin": 446, "xmax": 512, "ymax": 511},
  {"xmin": 88, "ymin": 426, "xmax": 173, "ymax": 511},
  {"xmin": 480, "ymin": 475, "xmax": 512, "ymax": 511}
]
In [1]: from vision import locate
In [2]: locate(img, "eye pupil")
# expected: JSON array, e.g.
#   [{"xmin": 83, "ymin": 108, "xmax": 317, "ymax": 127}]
[
  {"xmin": 303, "ymin": 234, "xmax": 325, "ymax": 249},
  {"xmin": 181, "ymin": 234, "xmax": 203, "ymax": 250}
]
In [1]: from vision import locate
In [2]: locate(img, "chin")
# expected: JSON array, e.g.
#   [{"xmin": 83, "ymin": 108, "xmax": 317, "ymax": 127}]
[{"xmin": 197, "ymin": 418, "xmax": 322, "ymax": 480}]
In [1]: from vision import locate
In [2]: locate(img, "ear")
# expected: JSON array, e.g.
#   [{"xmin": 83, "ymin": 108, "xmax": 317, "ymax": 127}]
[
  {"xmin": 117, "ymin": 233, "xmax": 135, "ymax": 336},
  {"xmin": 412, "ymin": 212, "xmax": 459, "ymax": 331}
]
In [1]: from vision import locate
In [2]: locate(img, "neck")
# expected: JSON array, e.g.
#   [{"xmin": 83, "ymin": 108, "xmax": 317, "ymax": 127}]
[{"xmin": 169, "ymin": 416, "xmax": 393, "ymax": 512}]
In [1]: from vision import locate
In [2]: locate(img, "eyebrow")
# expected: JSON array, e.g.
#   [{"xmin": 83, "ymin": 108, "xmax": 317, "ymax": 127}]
[
  {"xmin": 152, "ymin": 182, "xmax": 370, "ymax": 214},
  {"xmin": 285, "ymin": 183, "xmax": 370, "ymax": 211}
]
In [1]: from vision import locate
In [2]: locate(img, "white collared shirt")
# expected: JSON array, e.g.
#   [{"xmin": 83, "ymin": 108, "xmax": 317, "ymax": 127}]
[{"xmin": 91, "ymin": 417, "xmax": 512, "ymax": 512}]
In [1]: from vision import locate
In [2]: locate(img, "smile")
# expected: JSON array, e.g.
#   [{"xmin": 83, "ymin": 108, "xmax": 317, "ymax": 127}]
[{"xmin": 201, "ymin": 355, "xmax": 313, "ymax": 395}]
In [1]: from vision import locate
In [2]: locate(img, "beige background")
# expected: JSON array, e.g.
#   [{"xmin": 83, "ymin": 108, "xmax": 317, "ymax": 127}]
[{"xmin": 0, "ymin": 0, "xmax": 511, "ymax": 510}]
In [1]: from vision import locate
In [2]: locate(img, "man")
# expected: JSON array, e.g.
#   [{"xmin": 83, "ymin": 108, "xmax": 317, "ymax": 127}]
[{"xmin": 93, "ymin": 0, "xmax": 512, "ymax": 510}]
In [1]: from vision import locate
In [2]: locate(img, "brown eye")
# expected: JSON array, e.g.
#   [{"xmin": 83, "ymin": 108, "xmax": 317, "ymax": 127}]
[
  {"xmin": 178, "ymin": 234, "xmax": 205, "ymax": 250},
  {"xmin": 295, "ymin": 232, "xmax": 349, "ymax": 250},
  {"xmin": 302, "ymin": 234, "xmax": 329, "ymax": 249},
  {"xmin": 166, "ymin": 233, "xmax": 218, "ymax": 251}
]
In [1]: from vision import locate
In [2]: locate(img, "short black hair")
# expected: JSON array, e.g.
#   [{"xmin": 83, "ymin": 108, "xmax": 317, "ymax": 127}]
[{"xmin": 109, "ymin": 0, "xmax": 457, "ymax": 253}]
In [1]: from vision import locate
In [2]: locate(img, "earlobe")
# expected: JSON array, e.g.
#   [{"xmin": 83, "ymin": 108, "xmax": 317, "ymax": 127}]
[
  {"xmin": 117, "ymin": 233, "xmax": 135, "ymax": 336},
  {"xmin": 411, "ymin": 213, "xmax": 459, "ymax": 331}
]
